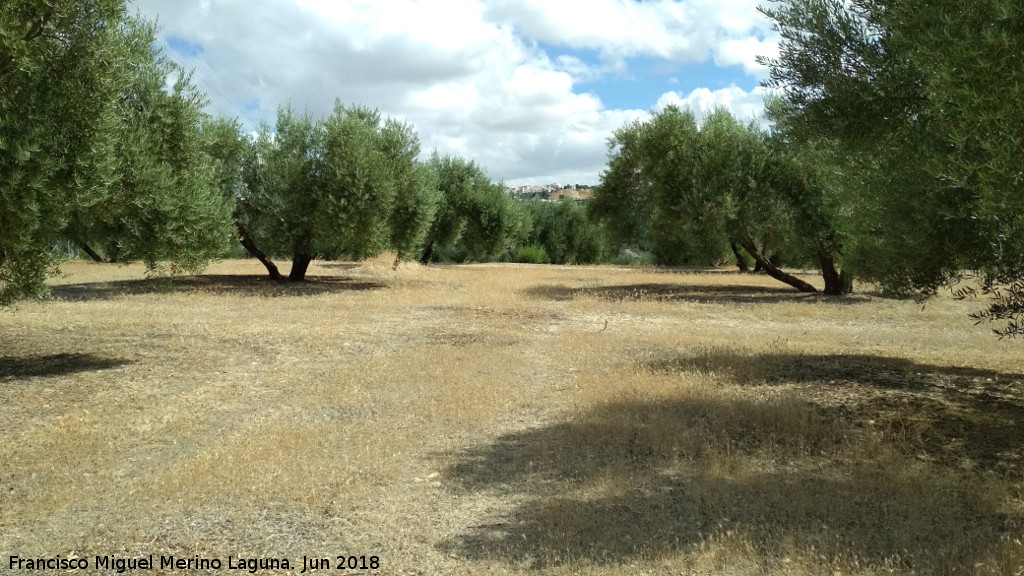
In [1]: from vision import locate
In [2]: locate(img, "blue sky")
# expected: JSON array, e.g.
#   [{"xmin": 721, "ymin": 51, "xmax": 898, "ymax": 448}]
[
  {"xmin": 576, "ymin": 57, "xmax": 758, "ymax": 110},
  {"xmin": 134, "ymin": 0, "xmax": 778, "ymax": 187}
]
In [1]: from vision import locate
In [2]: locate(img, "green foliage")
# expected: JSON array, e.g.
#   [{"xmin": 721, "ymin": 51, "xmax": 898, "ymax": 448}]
[
  {"xmin": 421, "ymin": 155, "xmax": 520, "ymax": 263},
  {"xmin": 758, "ymin": 0, "xmax": 922, "ymax": 147},
  {"xmin": 202, "ymin": 116, "xmax": 249, "ymax": 203},
  {"xmin": 589, "ymin": 120, "xmax": 655, "ymax": 249},
  {"xmin": 595, "ymin": 105, "xmax": 847, "ymax": 291},
  {"xmin": 595, "ymin": 107, "xmax": 752, "ymax": 266},
  {"xmin": 239, "ymin": 102, "xmax": 438, "ymax": 279},
  {"xmin": 1, "ymin": 0, "xmax": 126, "ymax": 304},
  {"xmin": 241, "ymin": 107, "xmax": 318, "ymax": 260},
  {"xmin": 67, "ymin": 18, "xmax": 235, "ymax": 272},
  {"xmin": 384, "ymin": 124, "xmax": 438, "ymax": 261},
  {"xmin": 761, "ymin": 0, "xmax": 1024, "ymax": 333},
  {"xmin": 523, "ymin": 199, "xmax": 609, "ymax": 265},
  {"xmin": 514, "ymin": 244, "xmax": 550, "ymax": 265},
  {"xmin": 597, "ymin": 109, "xmax": 757, "ymax": 260},
  {"xmin": 1, "ymin": 2, "xmax": 235, "ymax": 303}
]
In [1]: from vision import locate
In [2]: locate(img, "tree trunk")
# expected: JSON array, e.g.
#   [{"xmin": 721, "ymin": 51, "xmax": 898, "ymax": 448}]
[
  {"xmin": 236, "ymin": 223, "xmax": 283, "ymax": 281},
  {"xmin": 77, "ymin": 242, "xmax": 107, "ymax": 263},
  {"xmin": 819, "ymin": 249, "xmax": 848, "ymax": 295},
  {"xmin": 751, "ymin": 235, "xmax": 776, "ymax": 273},
  {"xmin": 730, "ymin": 242, "xmax": 749, "ymax": 272},
  {"xmin": 419, "ymin": 239, "xmax": 435, "ymax": 265},
  {"xmin": 289, "ymin": 252, "xmax": 312, "ymax": 282},
  {"xmin": 741, "ymin": 239, "xmax": 818, "ymax": 293}
]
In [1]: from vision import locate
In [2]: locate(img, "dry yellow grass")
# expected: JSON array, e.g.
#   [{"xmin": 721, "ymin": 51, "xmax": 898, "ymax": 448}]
[{"xmin": 1, "ymin": 258, "xmax": 1022, "ymax": 575}]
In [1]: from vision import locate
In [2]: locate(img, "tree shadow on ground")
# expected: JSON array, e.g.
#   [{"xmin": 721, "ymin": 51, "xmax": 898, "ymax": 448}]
[
  {"xmin": 0, "ymin": 353, "xmax": 132, "ymax": 381},
  {"xmin": 439, "ymin": 395, "xmax": 1021, "ymax": 573},
  {"xmin": 50, "ymin": 274, "xmax": 386, "ymax": 301},
  {"xmin": 445, "ymin": 396, "xmax": 841, "ymax": 490},
  {"xmin": 524, "ymin": 282, "xmax": 871, "ymax": 305},
  {"xmin": 645, "ymin": 350, "xmax": 1022, "ymax": 387},
  {"xmin": 643, "ymin": 350, "xmax": 1024, "ymax": 475}
]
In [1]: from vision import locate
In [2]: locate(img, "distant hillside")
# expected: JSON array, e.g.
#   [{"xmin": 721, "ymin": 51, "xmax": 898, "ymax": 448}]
[{"xmin": 509, "ymin": 187, "xmax": 596, "ymax": 202}]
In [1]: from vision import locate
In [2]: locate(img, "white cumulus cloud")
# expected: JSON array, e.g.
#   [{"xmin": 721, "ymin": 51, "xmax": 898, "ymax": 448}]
[
  {"xmin": 656, "ymin": 85, "xmax": 774, "ymax": 127},
  {"xmin": 130, "ymin": 0, "xmax": 777, "ymax": 185}
]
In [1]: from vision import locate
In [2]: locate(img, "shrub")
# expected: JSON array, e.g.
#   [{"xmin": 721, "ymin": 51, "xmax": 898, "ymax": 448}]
[{"xmin": 516, "ymin": 245, "xmax": 550, "ymax": 264}]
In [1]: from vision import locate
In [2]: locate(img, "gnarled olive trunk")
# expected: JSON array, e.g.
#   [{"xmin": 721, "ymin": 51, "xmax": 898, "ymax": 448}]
[
  {"xmin": 289, "ymin": 252, "xmax": 312, "ymax": 281},
  {"xmin": 288, "ymin": 235, "xmax": 314, "ymax": 282},
  {"xmin": 819, "ymin": 249, "xmax": 852, "ymax": 295},
  {"xmin": 236, "ymin": 223, "xmax": 283, "ymax": 281},
  {"xmin": 741, "ymin": 239, "xmax": 818, "ymax": 293}
]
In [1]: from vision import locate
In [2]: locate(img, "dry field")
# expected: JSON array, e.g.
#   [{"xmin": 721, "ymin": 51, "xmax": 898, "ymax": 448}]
[{"xmin": 2, "ymin": 258, "xmax": 1023, "ymax": 575}]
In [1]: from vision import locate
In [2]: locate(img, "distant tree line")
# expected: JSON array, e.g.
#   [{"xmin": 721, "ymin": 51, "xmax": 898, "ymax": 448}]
[
  {"xmin": 3, "ymin": 0, "xmax": 1021, "ymax": 335},
  {"xmin": 0, "ymin": 0, "xmax": 612, "ymax": 303}
]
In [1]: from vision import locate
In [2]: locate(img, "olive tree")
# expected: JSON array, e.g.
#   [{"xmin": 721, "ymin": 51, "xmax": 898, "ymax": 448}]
[
  {"xmin": 1, "ymin": 0, "xmax": 125, "ymax": 303},
  {"xmin": 760, "ymin": 0, "xmax": 1024, "ymax": 333},
  {"xmin": 64, "ymin": 18, "xmax": 235, "ymax": 271},
  {"xmin": 419, "ymin": 154, "xmax": 522, "ymax": 264},
  {"xmin": 594, "ymin": 106, "xmax": 847, "ymax": 292},
  {"xmin": 2, "ymin": 2, "xmax": 236, "ymax": 304},
  {"xmin": 239, "ymin": 103, "xmax": 438, "ymax": 281}
]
